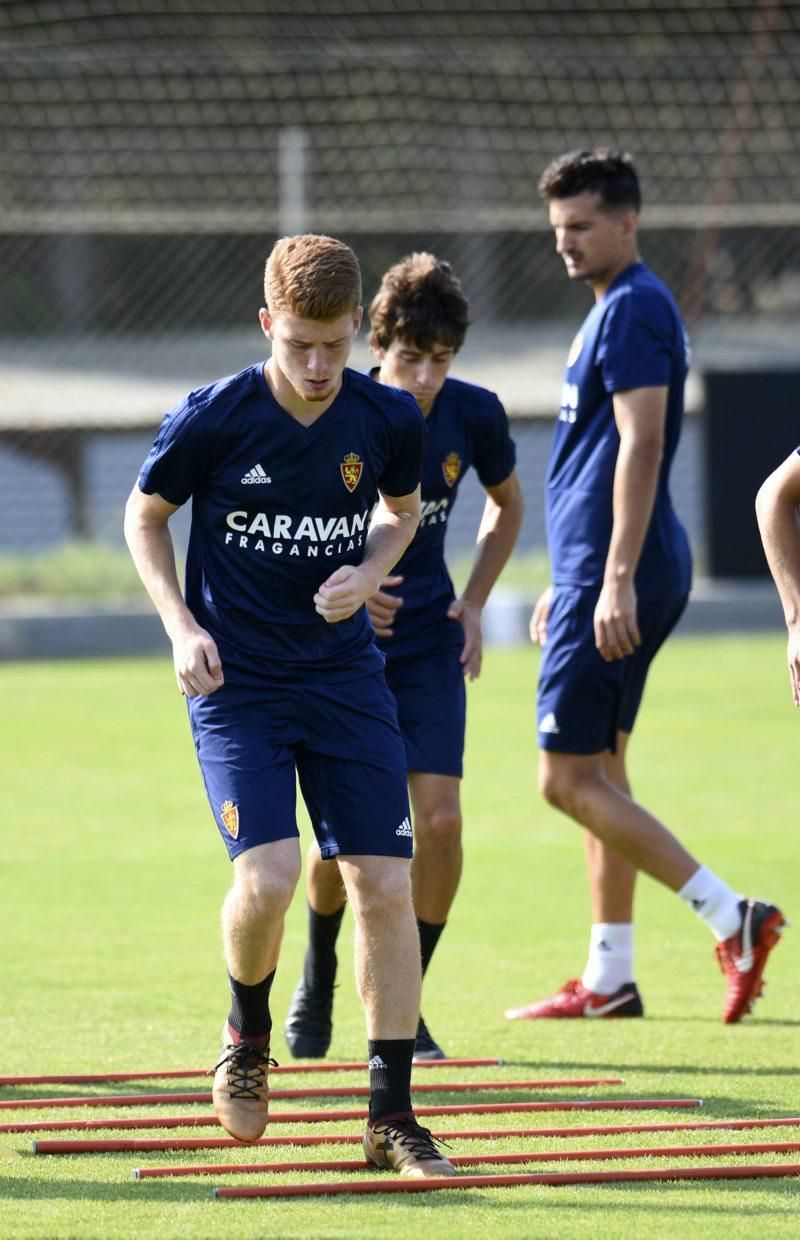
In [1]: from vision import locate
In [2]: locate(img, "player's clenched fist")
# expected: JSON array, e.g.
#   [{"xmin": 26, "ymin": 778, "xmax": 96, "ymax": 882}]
[
  {"xmin": 365, "ymin": 575, "xmax": 404, "ymax": 638},
  {"xmin": 172, "ymin": 623, "xmax": 224, "ymax": 697},
  {"xmin": 314, "ymin": 565, "xmax": 378, "ymax": 624}
]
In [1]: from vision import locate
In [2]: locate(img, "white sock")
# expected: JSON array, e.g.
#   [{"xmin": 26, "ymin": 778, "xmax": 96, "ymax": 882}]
[
  {"xmin": 581, "ymin": 923, "xmax": 635, "ymax": 994},
  {"xmin": 678, "ymin": 865, "xmax": 742, "ymax": 941}
]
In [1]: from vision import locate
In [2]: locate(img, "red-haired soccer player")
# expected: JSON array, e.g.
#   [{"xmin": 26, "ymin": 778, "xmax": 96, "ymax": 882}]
[{"xmin": 125, "ymin": 235, "xmax": 454, "ymax": 1177}]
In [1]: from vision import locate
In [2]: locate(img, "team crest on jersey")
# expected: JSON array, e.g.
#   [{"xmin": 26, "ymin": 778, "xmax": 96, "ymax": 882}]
[
  {"xmin": 340, "ymin": 452, "xmax": 363, "ymax": 492},
  {"xmin": 442, "ymin": 451, "xmax": 462, "ymax": 488},
  {"xmin": 567, "ymin": 332, "xmax": 584, "ymax": 368},
  {"xmin": 220, "ymin": 800, "xmax": 239, "ymax": 840}
]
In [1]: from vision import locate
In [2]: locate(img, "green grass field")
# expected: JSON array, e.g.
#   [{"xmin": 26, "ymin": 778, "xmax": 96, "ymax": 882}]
[{"xmin": 1, "ymin": 636, "xmax": 798, "ymax": 1238}]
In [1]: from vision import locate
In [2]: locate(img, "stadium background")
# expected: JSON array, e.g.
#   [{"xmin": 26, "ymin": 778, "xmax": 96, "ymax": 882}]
[{"xmin": 1, "ymin": 0, "xmax": 798, "ymax": 609}]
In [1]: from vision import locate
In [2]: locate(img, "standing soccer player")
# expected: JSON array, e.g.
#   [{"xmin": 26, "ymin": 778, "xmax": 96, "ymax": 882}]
[
  {"xmin": 285, "ymin": 253, "xmax": 523, "ymax": 1060},
  {"xmin": 124, "ymin": 235, "xmax": 455, "ymax": 1177},
  {"xmin": 757, "ymin": 449, "xmax": 800, "ymax": 705},
  {"xmin": 504, "ymin": 150, "xmax": 785, "ymax": 1024}
]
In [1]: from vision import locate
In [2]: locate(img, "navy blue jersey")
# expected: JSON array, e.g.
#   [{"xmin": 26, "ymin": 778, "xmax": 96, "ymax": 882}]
[
  {"xmin": 373, "ymin": 373, "xmax": 516, "ymax": 659},
  {"xmin": 138, "ymin": 364, "xmax": 424, "ymax": 678},
  {"xmin": 546, "ymin": 262, "xmax": 692, "ymax": 602}
]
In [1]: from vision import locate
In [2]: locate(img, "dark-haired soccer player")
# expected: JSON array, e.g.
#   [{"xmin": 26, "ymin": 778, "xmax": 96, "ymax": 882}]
[
  {"xmin": 285, "ymin": 252, "xmax": 523, "ymax": 1060},
  {"xmin": 124, "ymin": 234, "xmax": 455, "ymax": 1177},
  {"xmin": 757, "ymin": 450, "xmax": 800, "ymax": 705},
  {"xmin": 504, "ymin": 150, "xmax": 785, "ymax": 1024}
]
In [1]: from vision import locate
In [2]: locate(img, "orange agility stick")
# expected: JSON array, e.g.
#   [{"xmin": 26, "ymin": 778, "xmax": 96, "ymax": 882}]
[
  {"xmin": 3, "ymin": 1098, "xmax": 703, "ymax": 1136},
  {"xmin": 0, "ymin": 1098, "xmax": 702, "ymax": 1135},
  {"xmin": 0, "ymin": 1059, "xmax": 503, "ymax": 1086},
  {"xmin": 213, "ymin": 1162, "xmax": 800, "ymax": 1198},
  {"xmin": 35, "ymin": 1116, "xmax": 800, "ymax": 1156},
  {"xmin": 0, "ymin": 1078, "xmax": 622, "ymax": 1111},
  {"xmin": 134, "ymin": 1139, "xmax": 800, "ymax": 1178}
]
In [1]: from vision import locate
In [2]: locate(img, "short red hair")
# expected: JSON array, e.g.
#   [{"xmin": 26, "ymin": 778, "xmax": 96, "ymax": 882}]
[{"xmin": 264, "ymin": 234, "xmax": 362, "ymax": 319}]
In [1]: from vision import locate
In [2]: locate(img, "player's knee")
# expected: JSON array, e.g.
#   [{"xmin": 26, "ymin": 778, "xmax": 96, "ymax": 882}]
[
  {"xmin": 540, "ymin": 763, "xmax": 604, "ymax": 822},
  {"xmin": 539, "ymin": 764, "xmax": 581, "ymax": 816},
  {"xmin": 414, "ymin": 805, "xmax": 462, "ymax": 855},
  {"xmin": 539, "ymin": 762, "xmax": 564, "ymax": 809},
  {"xmin": 234, "ymin": 858, "xmax": 300, "ymax": 920},
  {"xmin": 347, "ymin": 862, "xmax": 412, "ymax": 925}
]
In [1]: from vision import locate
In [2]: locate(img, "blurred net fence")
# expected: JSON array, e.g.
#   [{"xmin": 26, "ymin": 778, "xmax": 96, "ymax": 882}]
[{"xmin": 1, "ymin": 0, "xmax": 799, "ymax": 578}]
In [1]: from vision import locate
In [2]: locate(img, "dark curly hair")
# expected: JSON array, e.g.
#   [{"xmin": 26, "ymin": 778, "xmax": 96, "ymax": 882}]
[
  {"xmin": 538, "ymin": 149, "xmax": 641, "ymax": 212},
  {"xmin": 368, "ymin": 252, "xmax": 470, "ymax": 354}
]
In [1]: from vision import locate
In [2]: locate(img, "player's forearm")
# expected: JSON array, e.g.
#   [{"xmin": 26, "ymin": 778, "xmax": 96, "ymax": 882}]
[
  {"xmin": 462, "ymin": 489, "xmax": 524, "ymax": 607},
  {"xmin": 604, "ymin": 436, "xmax": 662, "ymax": 584},
  {"xmin": 124, "ymin": 508, "xmax": 197, "ymax": 640},
  {"xmin": 756, "ymin": 489, "xmax": 800, "ymax": 627},
  {"xmin": 361, "ymin": 503, "xmax": 419, "ymax": 592}
]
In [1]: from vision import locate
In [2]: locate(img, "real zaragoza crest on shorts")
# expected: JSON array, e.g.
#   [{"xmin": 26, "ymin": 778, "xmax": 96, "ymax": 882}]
[
  {"xmin": 340, "ymin": 452, "xmax": 363, "ymax": 492},
  {"xmin": 442, "ymin": 451, "xmax": 462, "ymax": 488},
  {"xmin": 220, "ymin": 799, "xmax": 239, "ymax": 839}
]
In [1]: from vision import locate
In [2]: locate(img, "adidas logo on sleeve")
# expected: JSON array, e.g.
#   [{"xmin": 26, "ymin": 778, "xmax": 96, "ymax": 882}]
[
  {"xmin": 395, "ymin": 816, "xmax": 413, "ymax": 837},
  {"xmin": 241, "ymin": 464, "xmax": 271, "ymax": 484}
]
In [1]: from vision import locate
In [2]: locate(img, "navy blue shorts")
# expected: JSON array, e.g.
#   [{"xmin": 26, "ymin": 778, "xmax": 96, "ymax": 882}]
[
  {"xmin": 187, "ymin": 670, "xmax": 412, "ymax": 862},
  {"xmin": 537, "ymin": 586, "xmax": 688, "ymax": 755},
  {"xmin": 385, "ymin": 644, "xmax": 466, "ymax": 779}
]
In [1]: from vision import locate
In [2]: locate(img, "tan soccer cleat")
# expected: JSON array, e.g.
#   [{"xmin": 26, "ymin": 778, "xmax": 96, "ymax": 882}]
[
  {"xmin": 364, "ymin": 1113, "xmax": 456, "ymax": 1178},
  {"xmin": 211, "ymin": 1023, "xmax": 274, "ymax": 1143}
]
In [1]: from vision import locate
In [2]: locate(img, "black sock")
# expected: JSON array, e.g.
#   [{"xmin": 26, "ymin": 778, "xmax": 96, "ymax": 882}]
[
  {"xmin": 227, "ymin": 969, "xmax": 275, "ymax": 1043},
  {"xmin": 368, "ymin": 1038, "xmax": 415, "ymax": 1122},
  {"xmin": 417, "ymin": 918, "xmax": 446, "ymax": 977},
  {"xmin": 304, "ymin": 902, "xmax": 345, "ymax": 991}
]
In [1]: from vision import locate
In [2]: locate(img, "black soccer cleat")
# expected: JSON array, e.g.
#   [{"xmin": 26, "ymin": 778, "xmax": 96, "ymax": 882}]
[
  {"xmin": 412, "ymin": 1013, "xmax": 447, "ymax": 1061},
  {"xmin": 284, "ymin": 975, "xmax": 335, "ymax": 1058}
]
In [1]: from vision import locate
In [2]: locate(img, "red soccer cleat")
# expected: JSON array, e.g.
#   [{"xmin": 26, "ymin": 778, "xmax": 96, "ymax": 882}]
[
  {"xmin": 504, "ymin": 979, "xmax": 644, "ymax": 1021},
  {"xmin": 715, "ymin": 899, "xmax": 786, "ymax": 1024}
]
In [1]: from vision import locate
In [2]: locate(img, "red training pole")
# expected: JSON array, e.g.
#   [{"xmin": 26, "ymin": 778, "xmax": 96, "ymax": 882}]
[
  {"xmin": 0, "ymin": 1097, "xmax": 702, "ymax": 1134},
  {"xmin": 213, "ymin": 1162, "xmax": 800, "ymax": 1198},
  {"xmin": 0, "ymin": 1058, "xmax": 502, "ymax": 1086},
  {"xmin": 134, "ymin": 1139, "xmax": 800, "ymax": 1178},
  {"xmin": 33, "ymin": 1117, "xmax": 800, "ymax": 1156},
  {"xmin": 0, "ymin": 1077, "xmax": 623, "ymax": 1111}
]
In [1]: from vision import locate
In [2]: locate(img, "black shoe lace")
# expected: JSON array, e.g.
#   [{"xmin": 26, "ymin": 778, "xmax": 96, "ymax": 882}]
[
  {"xmin": 373, "ymin": 1117, "xmax": 451, "ymax": 1162},
  {"xmin": 213, "ymin": 1042, "xmax": 277, "ymax": 1100}
]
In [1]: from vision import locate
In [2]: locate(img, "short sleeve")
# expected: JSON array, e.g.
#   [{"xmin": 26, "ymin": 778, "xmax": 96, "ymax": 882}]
[
  {"xmin": 472, "ymin": 395, "xmax": 517, "ymax": 488},
  {"xmin": 378, "ymin": 399, "xmax": 426, "ymax": 497},
  {"xmin": 597, "ymin": 290, "xmax": 672, "ymax": 393},
  {"xmin": 138, "ymin": 395, "xmax": 211, "ymax": 506}
]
